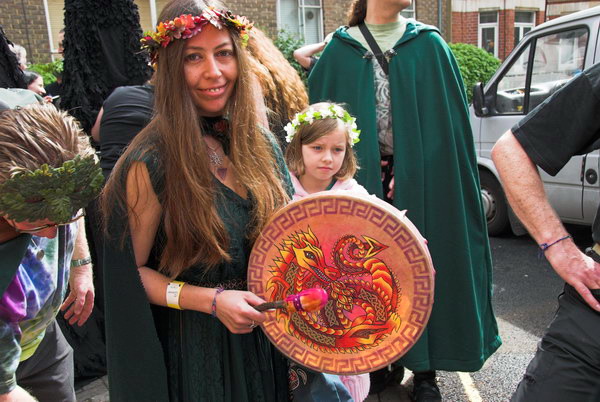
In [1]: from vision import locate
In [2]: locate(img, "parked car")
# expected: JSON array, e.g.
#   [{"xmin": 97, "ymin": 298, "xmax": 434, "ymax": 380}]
[{"xmin": 471, "ymin": 6, "xmax": 600, "ymax": 236}]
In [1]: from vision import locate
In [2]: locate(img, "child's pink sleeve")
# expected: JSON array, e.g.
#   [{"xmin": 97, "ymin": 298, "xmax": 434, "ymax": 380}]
[{"xmin": 339, "ymin": 374, "xmax": 370, "ymax": 402}]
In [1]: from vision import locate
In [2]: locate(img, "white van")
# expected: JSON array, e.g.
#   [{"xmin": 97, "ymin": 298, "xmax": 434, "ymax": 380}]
[{"xmin": 471, "ymin": 6, "xmax": 600, "ymax": 235}]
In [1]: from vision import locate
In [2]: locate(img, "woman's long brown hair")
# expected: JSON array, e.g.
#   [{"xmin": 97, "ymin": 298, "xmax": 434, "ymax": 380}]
[
  {"xmin": 347, "ymin": 0, "xmax": 367, "ymax": 26},
  {"xmin": 246, "ymin": 28, "xmax": 308, "ymax": 133},
  {"xmin": 102, "ymin": 0, "xmax": 290, "ymax": 276}
]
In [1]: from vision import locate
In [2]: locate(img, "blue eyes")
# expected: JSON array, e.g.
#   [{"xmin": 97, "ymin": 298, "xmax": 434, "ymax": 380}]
[{"xmin": 311, "ymin": 146, "xmax": 345, "ymax": 153}]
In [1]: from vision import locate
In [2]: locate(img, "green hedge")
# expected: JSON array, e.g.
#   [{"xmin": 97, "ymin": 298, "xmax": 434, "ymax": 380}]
[
  {"xmin": 273, "ymin": 29, "xmax": 306, "ymax": 81},
  {"xmin": 28, "ymin": 59, "xmax": 63, "ymax": 85},
  {"xmin": 448, "ymin": 43, "xmax": 500, "ymax": 103}
]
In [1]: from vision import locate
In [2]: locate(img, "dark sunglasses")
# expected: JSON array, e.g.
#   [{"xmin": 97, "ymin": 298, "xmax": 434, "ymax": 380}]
[{"xmin": 14, "ymin": 210, "xmax": 85, "ymax": 234}]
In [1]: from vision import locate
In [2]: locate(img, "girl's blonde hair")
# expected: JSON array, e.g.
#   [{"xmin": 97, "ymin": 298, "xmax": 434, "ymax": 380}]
[
  {"xmin": 102, "ymin": 0, "xmax": 290, "ymax": 276},
  {"xmin": 285, "ymin": 102, "xmax": 358, "ymax": 181}
]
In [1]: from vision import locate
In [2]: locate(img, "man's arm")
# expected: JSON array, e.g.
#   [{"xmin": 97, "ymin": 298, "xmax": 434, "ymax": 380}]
[
  {"xmin": 0, "ymin": 386, "xmax": 36, "ymax": 402},
  {"xmin": 60, "ymin": 217, "xmax": 94, "ymax": 326},
  {"xmin": 492, "ymin": 131, "xmax": 600, "ymax": 311},
  {"xmin": 0, "ymin": 323, "xmax": 36, "ymax": 401},
  {"xmin": 293, "ymin": 41, "xmax": 326, "ymax": 70}
]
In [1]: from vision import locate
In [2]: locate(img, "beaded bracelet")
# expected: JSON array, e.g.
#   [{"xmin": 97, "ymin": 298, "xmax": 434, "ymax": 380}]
[
  {"xmin": 539, "ymin": 235, "xmax": 572, "ymax": 258},
  {"xmin": 211, "ymin": 286, "xmax": 225, "ymax": 318}
]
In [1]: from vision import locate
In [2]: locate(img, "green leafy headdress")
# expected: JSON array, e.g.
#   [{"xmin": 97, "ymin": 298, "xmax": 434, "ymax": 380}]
[{"xmin": 0, "ymin": 155, "xmax": 103, "ymax": 223}]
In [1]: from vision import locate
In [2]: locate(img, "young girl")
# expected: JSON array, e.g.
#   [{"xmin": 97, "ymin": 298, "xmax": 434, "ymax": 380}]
[
  {"xmin": 285, "ymin": 102, "xmax": 368, "ymax": 200},
  {"xmin": 284, "ymin": 102, "xmax": 371, "ymax": 402}
]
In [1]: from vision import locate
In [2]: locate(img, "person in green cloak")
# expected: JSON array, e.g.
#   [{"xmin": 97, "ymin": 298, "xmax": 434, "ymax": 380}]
[{"xmin": 307, "ymin": 0, "xmax": 502, "ymax": 400}]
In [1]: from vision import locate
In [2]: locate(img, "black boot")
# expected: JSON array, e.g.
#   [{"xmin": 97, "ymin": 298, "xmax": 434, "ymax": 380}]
[
  {"xmin": 369, "ymin": 365, "xmax": 405, "ymax": 394},
  {"xmin": 411, "ymin": 371, "xmax": 441, "ymax": 402}
]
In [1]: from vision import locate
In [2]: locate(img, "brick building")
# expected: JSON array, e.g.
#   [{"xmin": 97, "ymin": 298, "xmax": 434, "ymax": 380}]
[
  {"xmin": 546, "ymin": 0, "xmax": 600, "ymax": 18},
  {"xmin": 452, "ymin": 0, "xmax": 546, "ymax": 61},
  {"xmin": 451, "ymin": 0, "xmax": 598, "ymax": 61},
  {"xmin": 2, "ymin": 0, "xmax": 597, "ymax": 65},
  {"xmin": 1, "ymin": 0, "xmax": 453, "ymax": 65}
]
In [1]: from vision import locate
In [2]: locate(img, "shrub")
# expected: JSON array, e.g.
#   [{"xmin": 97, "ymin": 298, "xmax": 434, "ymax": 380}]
[
  {"xmin": 273, "ymin": 29, "xmax": 307, "ymax": 81},
  {"xmin": 449, "ymin": 43, "xmax": 500, "ymax": 103},
  {"xmin": 28, "ymin": 59, "xmax": 63, "ymax": 86}
]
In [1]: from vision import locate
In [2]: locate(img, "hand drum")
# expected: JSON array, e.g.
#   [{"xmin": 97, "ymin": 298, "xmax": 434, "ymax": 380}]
[{"xmin": 248, "ymin": 193, "xmax": 434, "ymax": 375}]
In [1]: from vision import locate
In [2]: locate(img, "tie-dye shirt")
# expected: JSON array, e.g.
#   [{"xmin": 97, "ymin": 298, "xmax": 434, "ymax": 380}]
[{"xmin": 0, "ymin": 222, "xmax": 77, "ymax": 394}]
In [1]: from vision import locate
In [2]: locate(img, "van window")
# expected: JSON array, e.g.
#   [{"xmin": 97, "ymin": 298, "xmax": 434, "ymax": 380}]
[
  {"xmin": 496, "ymin": 42, "xmax": 531, "ymax": 113},
  {"xmin": 493, "ymin": 26, "xmax": 588, "ymax": 115},
  {"xmin": 529, "ymin": 27, "xmax": 588, "ymax": 110}
]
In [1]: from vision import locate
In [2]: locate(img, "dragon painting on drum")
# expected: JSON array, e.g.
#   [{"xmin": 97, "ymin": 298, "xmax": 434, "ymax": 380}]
[
  {"xmin": 267, "ymin": 227, "xmax": 402, "ymax": 353},
  {"xmin": 248, "ymin": 193, "xmax": 434, "ymax": 374}
]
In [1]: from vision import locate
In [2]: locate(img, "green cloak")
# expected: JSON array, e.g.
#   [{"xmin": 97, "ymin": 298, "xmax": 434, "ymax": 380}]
[{"xmin": 308, "ymin": 23, "xmax": 501, "ymax": 372}]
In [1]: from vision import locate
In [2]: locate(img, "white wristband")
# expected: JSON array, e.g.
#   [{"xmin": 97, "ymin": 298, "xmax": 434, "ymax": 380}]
[{"xmin": 166, "ymin": 281, "xmax": 185, "ymax": 310}]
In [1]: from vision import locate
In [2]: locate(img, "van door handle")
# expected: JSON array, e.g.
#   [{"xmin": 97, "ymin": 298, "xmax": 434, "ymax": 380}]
[{"xmin": 585, "ymin": 169, "xmax": 598, "ymax": 184}]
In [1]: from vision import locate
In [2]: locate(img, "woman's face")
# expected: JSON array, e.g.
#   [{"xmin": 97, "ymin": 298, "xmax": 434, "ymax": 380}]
[
  {"xmin": 28, "ymin": 76, "xmax": 46, "ymax": 96},
  {"xmin": 183, "ymin": 24, "xmax": 238, "ymax": 116},
  {"xmin": 372, "ymin": 0, "xmax": 412, "ymax": 11}
]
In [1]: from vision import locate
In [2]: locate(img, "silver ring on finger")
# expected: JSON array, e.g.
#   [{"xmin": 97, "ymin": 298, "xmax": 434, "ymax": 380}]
[{"xmin": 249, "ymin": 320, "xmax": 257, "ymax": 329}]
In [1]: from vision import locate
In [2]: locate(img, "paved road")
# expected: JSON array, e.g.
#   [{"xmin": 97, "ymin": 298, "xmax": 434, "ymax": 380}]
[
  {"xmin": 76, "ymin": 225, "xmax": 594, "ymax": 401},
  {"xmin": 365, "ymin": 224, "xmax": 593, "ymax": 402}
]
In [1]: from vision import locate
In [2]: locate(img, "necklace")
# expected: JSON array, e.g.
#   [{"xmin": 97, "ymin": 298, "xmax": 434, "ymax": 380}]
[
  {"xmin": 206, "ymin": 144, "xmax": 224, "ymax": 166},
  {"xmin": 203, "ymin": 137, "xmax": 227, "ymax": 180}
]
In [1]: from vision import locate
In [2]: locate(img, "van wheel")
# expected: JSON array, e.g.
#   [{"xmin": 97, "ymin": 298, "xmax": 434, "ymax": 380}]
[{"xmin": 480, "ymin": 171, "xmax": 510, "ymax": 236}]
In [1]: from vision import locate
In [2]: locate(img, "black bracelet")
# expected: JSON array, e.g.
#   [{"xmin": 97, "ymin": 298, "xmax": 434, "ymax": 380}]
[{"xmin": 71, "ymin": 256, "xmax": 92, "ymax": 267}]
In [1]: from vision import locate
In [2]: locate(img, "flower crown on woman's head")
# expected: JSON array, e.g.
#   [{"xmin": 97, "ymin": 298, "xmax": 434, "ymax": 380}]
[
  {"xmin": 140, "ymin": 7, "xmax": 253, "ymax": 64},
  {"xmin": 284, "ymin": 104, "xmax": 361, "ymax": 146}
]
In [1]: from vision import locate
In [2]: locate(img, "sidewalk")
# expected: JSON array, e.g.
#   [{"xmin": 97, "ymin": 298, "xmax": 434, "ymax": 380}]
[
  {"xmin": 74, "ymin": 373, "xmax": 412, "ymax": 402},
  {"xmin": 75, "ymin": 376, "xmax": 109, "ymax": 402}
]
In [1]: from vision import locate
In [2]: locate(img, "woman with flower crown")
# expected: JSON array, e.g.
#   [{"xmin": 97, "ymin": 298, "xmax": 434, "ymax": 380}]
[{"xmin": 101, "ymin": 0, "xmax": 291, "ymax": 400}]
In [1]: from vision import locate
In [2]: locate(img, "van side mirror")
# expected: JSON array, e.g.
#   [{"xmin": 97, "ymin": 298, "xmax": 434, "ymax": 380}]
[{"xmin": 472, "ymin": 82, "xmax": 489, "ymax": 117}]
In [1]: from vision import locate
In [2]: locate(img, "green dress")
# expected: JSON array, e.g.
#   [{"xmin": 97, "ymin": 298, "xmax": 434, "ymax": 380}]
[
  {"xmin": 103, "ymin": 133, "xmax": 291, "ymax": 401},
  {"xmin": 308, "ymin": 23, "xmax": 501, "ymax": 372}
]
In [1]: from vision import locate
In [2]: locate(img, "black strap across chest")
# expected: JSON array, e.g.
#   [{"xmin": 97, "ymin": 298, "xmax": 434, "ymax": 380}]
[{"xmin": 358, "ymin": 22, "xmax": 389, "ymax": 75}]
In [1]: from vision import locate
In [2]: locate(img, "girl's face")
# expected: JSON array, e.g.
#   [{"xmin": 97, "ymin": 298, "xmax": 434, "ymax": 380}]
[
  {"xmin": 28, "ymin": 76, "xmax": 45, "ymax": 96},
  {"xmin": 183, "ymin": 24, "xmax": 238, "ymax": 116},
  {"xmin": 300, "ymin": 124, "xmax": 348, "ymax": 191}
]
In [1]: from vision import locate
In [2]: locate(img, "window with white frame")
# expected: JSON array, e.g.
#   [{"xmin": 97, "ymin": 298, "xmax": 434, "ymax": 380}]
[
  {"xmin": 279, "ymin": 0, "xmax": 323, "ymax": 44},
  {"xmin": 400, "ymin": 1, "xmax": 416, "ymax": 19},
  {"xmin": 479, "ymin": 11, "xmax": 498, "ymax": 58},
  {"xmin": 514, "ymin": 11, "xmax": 535, "ymax": 48}
]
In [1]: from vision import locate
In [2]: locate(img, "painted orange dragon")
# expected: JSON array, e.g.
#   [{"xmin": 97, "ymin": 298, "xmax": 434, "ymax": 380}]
[{"xmin": 267, "ymin": 226, "xmax": 402, "ymax": 353}]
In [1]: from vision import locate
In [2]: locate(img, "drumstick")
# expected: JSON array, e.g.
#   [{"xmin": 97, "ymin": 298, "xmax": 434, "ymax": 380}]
[{"xmin": 255, "ymin": 288, "xmax": 328, "ymax": 312}]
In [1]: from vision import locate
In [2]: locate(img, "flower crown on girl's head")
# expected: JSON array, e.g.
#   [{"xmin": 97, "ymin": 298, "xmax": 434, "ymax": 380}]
[
  {"xmin": 140, "ymin": 7, "xmax": 253, "ymax": 64},
  {"xmin": 284, "ymin": 104, "xmax": 361, "ymax": 146}
]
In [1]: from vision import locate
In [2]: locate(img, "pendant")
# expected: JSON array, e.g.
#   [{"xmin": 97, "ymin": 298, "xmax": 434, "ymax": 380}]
[
  {"xmin": 208, "ymin": 149, "xmax": 223, "ymax": 166},
  {"xmin": 217, "ymin": 168, "xmax": 227, "ymax": 181}
]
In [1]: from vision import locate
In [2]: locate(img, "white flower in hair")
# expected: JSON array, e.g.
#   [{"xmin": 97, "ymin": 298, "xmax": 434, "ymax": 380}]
[
  {"xmin": 284, "ymin": 122, "xmax": 295, "ymax": 143},
  {"xmin": 285, "ymin": 103, "xmax": 361, "ymax": 146},
  {"xmin": 331, "ymin": 104, "xmax": 345, "ymax": 117},
  {"xmin": 304, "ymin": 108, "xmax": 315, "ymax": 124}
]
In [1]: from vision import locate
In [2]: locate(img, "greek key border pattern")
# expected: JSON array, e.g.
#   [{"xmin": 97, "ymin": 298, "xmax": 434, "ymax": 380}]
[{"xmin": 248, "ymin": 197, "xmax": 434, "ymax": 373}]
